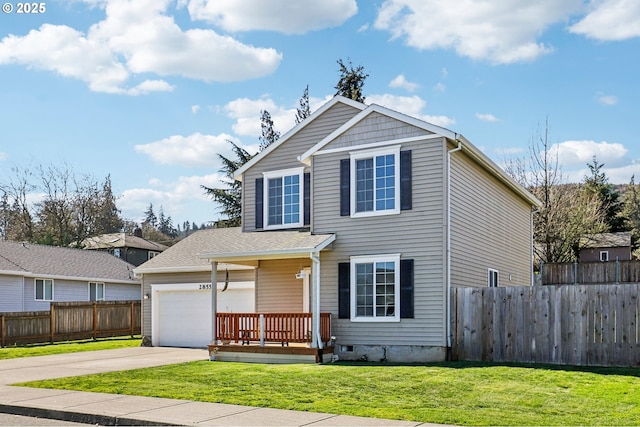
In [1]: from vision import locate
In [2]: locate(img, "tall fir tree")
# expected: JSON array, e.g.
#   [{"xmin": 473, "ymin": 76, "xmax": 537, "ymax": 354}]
[{"xmin": 334, "ymin": 58, "xmax": 368, "ymax": 103}]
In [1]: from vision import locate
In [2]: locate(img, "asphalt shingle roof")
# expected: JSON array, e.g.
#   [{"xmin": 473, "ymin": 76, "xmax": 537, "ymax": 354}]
[
  {"xmin": 81, "ymin": 233, "xmax": 168, "ymax": 252},
  {"xmin": 0, "ymin": 240, "xmax": 137, "ymax": 282},
  {"xmin": 134, "ymin": 228, "xmax": 335, "ymax": 272},
  {"xmin": 580, "ymin": 231, "xmax": 632, "ymax": 249}
]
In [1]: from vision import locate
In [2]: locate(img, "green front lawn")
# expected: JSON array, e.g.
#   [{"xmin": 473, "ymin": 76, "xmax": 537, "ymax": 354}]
[
  {"xmin": 0, "ymin": 336, "xmax": 141, "ymax": 359},
  {"xmin": 20, "ymin": 360, "xmax": 640, "ymax": 426}
]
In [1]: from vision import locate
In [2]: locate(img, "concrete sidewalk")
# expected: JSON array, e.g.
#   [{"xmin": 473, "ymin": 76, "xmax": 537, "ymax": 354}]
[{"xmin": 0, "ymin": 347, "xmax": 438, "ymax": 426}]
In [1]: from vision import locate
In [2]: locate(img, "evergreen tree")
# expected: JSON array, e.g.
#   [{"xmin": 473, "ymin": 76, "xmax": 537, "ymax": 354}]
[
  {"xmin": 259, "ymin": 109, "xmax": 280, "ymax": 151},
  {"xmin": 94, "ymin": 175, "xmax": 123, "ymax": 234},
  {"xmin": 202, "ymin": 141, "xmax": 256, "ymax": 227},
  {"xmin": 622, "ymin": 175, "xmax": 640, "ymax": 251},
  {"xmin": 583, "ymin": 156, "xmax": 624, "ymax": 232},
  {"xmin": 295, "ymin": 85, "xmax": 311, "ymax": 125},
  {"xmin": 142, "ymin": 203, "xmax": 157, "ymax": 228},
  {"xmin": 334, "ymin": 58, "xmax": 368, "ymax": 103}
]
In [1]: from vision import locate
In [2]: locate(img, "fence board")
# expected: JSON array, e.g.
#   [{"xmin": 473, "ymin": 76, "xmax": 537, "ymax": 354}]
[
  {"xmin": 0, "ymin": 301, "xmax": 140, "ymax": 347},
  {"xmin": 452, "ymin": 284, "xmax": 640, "ymax": 368}
]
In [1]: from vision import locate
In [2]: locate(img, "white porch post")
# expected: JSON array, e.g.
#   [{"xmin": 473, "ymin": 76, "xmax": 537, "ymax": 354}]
[
  {"xmin": 210, "ymin": 261, "xmax": 218, "ymax": 344},
  {"xmin": 310, "ymin": 252, "xmax": 322, "ymax": 349}
]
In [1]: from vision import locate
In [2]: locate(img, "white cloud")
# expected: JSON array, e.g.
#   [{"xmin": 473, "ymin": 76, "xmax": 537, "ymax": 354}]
[
  {"xmin": 549, "ymin": 140, "xmax": 629, "ymax": 168},
  {"xmin": 367, "ymin": 94, "xmax": 456, "ymax": 128},
  {"xmin": 0, "ymin": 152, "xmax": 6, "ymax": 161},
  {"xmin": 433, "ymin": 82, "xmax": 446, "ymax": 92},
  {"xmin": 476, "ymin": 113, "xmax": 499, "ymax": 122},
  {"xmin": 0, "ymin": 0, "xmax": 282, "ymax": 94},
  {"xmin": 185, "ymin": 0, "xmax": 357, "ymax": 34},
  {"xmin": 223, "ymin": 96, "xmax": 296, "ymax": 138},
  {"xmin": 191, "ymin": 105, "xmax": 201, "ymax": 114},
  {"xmin": 389, "ymin": 74, "xmax": 419, "ymax": 92},
  {"xmin": 597, "ymin": 94, "xmax": 618, "ymax": 106},
  {"xmin": 134, "ymin": 133, "xmax": 241, "ymax": 167},
  {"xmin": 569, "ymin": 0, "xmax": 640, "ymax": 40},
  {"xmin": 119, "ymin": 172, "xmax": 225, "ymax": 224},
  {"xmin": 374, "ymin": 0, "xmax": 583, "ymax": 63}
]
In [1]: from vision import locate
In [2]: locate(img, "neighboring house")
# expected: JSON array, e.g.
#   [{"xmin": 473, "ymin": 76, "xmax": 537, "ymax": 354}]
[
  {"xmin": 140, "ymin": 96, "xmax": 541, "ymax": 363},
  {"xmin": 133, "ymin": 229, "xmax": 255, "ymax": 348},
  {"xmin": 81, "ymin": 232, "xmax": 168, "ymax": 266},
  {"xmin": 0, "ymin": 241, "xmax": 140, "ymax": 313},
  {"xmin": 579, "ymin": 231, "xmax": 633, "ymax": 262}
]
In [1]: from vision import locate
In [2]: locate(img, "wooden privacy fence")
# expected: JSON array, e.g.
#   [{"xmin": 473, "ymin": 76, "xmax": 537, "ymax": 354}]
[
  {"xmin": 541, "ymin": 260, "xmax": 640, "ymax": 285},
  {"xmin": 0, "ymin": 300, "xmax": 141, "ymax": 347},
  {"xmin": 452, "ymin": 285, "xmax": 640, "ymax": 367}
]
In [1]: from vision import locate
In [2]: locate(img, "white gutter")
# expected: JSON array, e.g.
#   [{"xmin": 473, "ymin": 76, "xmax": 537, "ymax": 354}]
[{"xmin": 446, "ymin": 140, "xmax": 463, "ymax": 351}]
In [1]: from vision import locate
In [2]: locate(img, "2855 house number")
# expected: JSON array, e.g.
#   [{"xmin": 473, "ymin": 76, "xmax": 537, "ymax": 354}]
[{"xmin": 198, "ymin": 284, "xmax": 212, "ymax": 290}]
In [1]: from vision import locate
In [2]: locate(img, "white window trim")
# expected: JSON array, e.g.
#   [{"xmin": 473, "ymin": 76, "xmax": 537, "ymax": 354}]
[
  {"xmin": 35, "ymin": 278, "xmax": 54, "ymax": 301},
  {"xmin": 148, "ymin": 251, "xmax": 160, "ymax": 260},
  {"xmin": 350, "ymin": 146, "xmax": 401, "ymax": 218},
  {"xmin": 89, "ymin": 282, "xmax": 105, "ymax": 301},
  {"xmin": 488, "ymin": 268, "xmax": 499, "ymax": 288},
  {"xmin": 263, "ymin": 167, "xmax": 305, "ymax": 230},
  {"xmin": 350, "ymin": 253, "xmax": 401, "ymax": 323},
  {"xmin": 600, "ymin": 251, "xmax": 609, "ymax": 262}
]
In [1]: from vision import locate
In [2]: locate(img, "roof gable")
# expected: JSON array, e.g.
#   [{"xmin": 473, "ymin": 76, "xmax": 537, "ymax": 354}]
[{"xmin": 233, "ymin": 96, "xmax": 365, "ymax": 181}]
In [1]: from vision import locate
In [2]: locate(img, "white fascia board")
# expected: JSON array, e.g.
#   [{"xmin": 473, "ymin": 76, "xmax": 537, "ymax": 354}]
[
  {"xmin": 314, "ymin": 134, "xmax": 443, "ymax": 157},
  {"xmin": 298, "ymin": 103, "xmax": 458, "ymax": 164},
  {"xmin": 133, "ymin": 263, "xmax": 256, "ymax": 275},
  {"xmin": 233, "ymin": 96, "xmax": 365, "ymax": 182},
  {"xmin": 17, "ymin": 272, "xmax": 139, "ymax": 285}
]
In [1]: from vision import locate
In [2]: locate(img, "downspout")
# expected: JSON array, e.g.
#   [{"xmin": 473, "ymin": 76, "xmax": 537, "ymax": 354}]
[
  {"xmin": 310, "ymin": 251, "xmax": 323, "ymax": 351},
  {"xmin": 210, "ymin": 261, "xmax": 218, "ymax": 351},
  {"xmin": 446, "ymin": 140, "xmax": 462, "ymax": 354}
]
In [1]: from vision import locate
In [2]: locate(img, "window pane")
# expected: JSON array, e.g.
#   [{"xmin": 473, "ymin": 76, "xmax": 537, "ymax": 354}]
[
  {"xmin": 90, "ymin": 283, "xmax": 96, "ymax": 301},
  {"xmin": 374, "ymin": 154, "xmax": 395, "ymax": 211},
  {"xmin": 36, "ymin": 280, "xmax": 44, "ymax": 300},
  {"xmin": 44, "ymin": 280, "xmax": 52, "ymax": 300},
  {"xmin": 97, "ymin": 283, "xmax": 104, "ymax": 300},
  {"xmin": 283, "ymin": 174, "xmax": 299, "ymax": 224},
  {"xmin": 268, "ymin": 178, "xmax": 282, "ymax": 225},
  {"xmin": 375, "ymin": 261, "xmax": 395, "ymax": 317},
  {"xmin": 355, "ymin": 159, "xmax": 374, "ymax": 212},
  {"xmin": 355, "ymin": 263, "xmax": 374, "ymax": 316}
]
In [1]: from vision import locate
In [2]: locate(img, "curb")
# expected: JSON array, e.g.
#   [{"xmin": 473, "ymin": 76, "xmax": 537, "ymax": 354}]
[{"xmin": 0, "ymin": 404, "xmax": 178, "ymax": 426}]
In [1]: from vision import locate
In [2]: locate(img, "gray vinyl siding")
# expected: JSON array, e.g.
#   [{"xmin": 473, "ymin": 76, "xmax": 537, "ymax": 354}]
[
  {"xmin": 0, "ymin": 275, "xmax": 24, "ymax": 312},
  {"xmin": 141, "ymin": 270, "xmax": 255, "ymax": 337},
  {"xmin": 256, "ymin": 259, "xmax": 310, "ymax": 312},
  {"xmin": 313, "ymin": 133, "xmax": 448, "ymax": 347},
  {"xmin": 242, "ymin": 102, "xmax": 361, "ymax": 232},
  {"xmin": 105, "ymin": 283, "xmax": 141, "ymax": 301},
  {"xmin": 450, "ymin": 149, "xmax": 533, "ymax": 288}
]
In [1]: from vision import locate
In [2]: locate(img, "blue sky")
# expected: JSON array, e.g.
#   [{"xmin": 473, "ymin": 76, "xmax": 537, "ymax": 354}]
[{"xmin": 1, "ymin": 0, "xmax": 639, "ymax": 227}]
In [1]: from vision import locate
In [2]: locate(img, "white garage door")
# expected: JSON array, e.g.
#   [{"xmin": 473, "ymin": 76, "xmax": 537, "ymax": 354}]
[{"xmin": 152, "ymin": 282, "xmax": 254, "ymax": 348}]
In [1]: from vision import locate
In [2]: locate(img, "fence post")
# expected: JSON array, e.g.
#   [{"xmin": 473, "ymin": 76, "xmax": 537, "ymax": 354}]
[
  {"xmin": 93, "ymin": 303, "xmax": 97, "ymax": 340},
  {"xmin": 50, "ymin": 304, "xmax": 55, "ymax": 344},
  {"xmin": 1, "ymin": 314, "xmax": 5, "ymax": 348},
  {"xmin": 130, "ymin": 302, "xmax": 135, "ymax": 337},
  {"xmin": 574, "ymin": 261, "xmax": 578, "ymax": 285},
  {"xmin": 616, "ymin": 258, "xmax": 620, "ymax": 285}
]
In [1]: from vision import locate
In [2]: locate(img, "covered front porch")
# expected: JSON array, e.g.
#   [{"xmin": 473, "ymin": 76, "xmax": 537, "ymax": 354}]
[
  {"xmin": 198, "ymin": 229, "xmax": 336, "ymax": 363},
  {"xmin": 209, "ymin": 312, "xmax": 334, "ymax": 363}
]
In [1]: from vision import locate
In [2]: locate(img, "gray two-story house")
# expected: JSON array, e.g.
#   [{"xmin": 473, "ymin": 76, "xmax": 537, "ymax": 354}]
[{"xmin": 140, "ymin": 96, "xmax": 540, "ymax": 363}]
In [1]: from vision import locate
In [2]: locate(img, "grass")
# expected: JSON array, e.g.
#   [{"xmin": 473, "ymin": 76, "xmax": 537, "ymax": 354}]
[
  {"xmin": 0, "ymin": 336, "xmax": 141, "ymax": 359},
  {"xmin": 19, "ymin": 360, "xmax": 640, "ymax": 426}
]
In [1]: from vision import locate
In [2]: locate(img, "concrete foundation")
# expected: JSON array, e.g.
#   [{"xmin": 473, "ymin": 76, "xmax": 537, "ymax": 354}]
[{"xmin": 334, "ymin": 344, "xmax": 446, "ymax": 363}]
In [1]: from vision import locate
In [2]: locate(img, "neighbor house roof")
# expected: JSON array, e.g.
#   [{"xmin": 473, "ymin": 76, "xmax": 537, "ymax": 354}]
[
  {"xmin": 0, "ymin": 241, "xmax": 138, "ymax": 283},
  {"xmin": 81, "ymin": 233, "xmax": 168, "ymax": 252},
  {"xmin": 134, "ymin": 228, "xmax": 335, "ymax": 274},
  {"xmin": 580, "ymin": 231, "xmax": 632, "ymax": 249}
]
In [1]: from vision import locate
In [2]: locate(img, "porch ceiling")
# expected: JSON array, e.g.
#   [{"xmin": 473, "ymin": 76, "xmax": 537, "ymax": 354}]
[{"xmin": 198, "ymin": 229, "xmax": 335, "ymax": 262}]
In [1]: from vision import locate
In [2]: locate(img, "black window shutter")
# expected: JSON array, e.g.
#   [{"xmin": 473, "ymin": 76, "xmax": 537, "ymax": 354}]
[
  {"xmin": 338, "ymin": 262, "xmax": 350, "ymax": 319},
  {"xmin": 303, "ymin": 172, "xmax": 310, "ymax": 226},
  {"xmin": 255, "ymin": 178, "xmax": 264, "ymax": 229},
  {"xmin": 339, "ymin": 159, "xmax": 350, "ymax": 216},
  {"xmin": 400, "ymin": 150, "xmax": 412, "ymax": 210},
  {"xmin": 400, "ymin": 259, "xmax": 414, "ymax": 318}
]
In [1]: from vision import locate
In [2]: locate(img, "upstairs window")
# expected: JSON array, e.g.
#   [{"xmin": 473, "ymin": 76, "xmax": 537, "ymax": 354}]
[
  {"xmin": 349, "ymin": 146, "xmax": 401, "ymax": 217},
  {"xmin": 35, "ymin": 278, "xmax": 53, "ymax": 301},
  {"xmin": 263, "ymin": 167, "xmax": 304, "ymax": 229}
]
